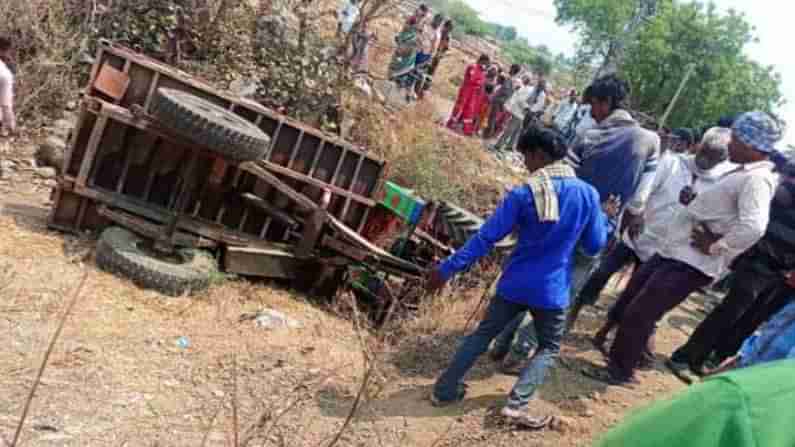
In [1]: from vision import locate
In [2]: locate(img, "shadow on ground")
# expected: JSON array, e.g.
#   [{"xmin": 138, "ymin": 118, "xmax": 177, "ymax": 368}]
[
  {"xmin": 317, "ymin": 383, "xmax": 504, "ymax": 420},
  {"xmin": 1, "ymin": 202, "xmax": 50, "ymax": 233},
  {"xmin": 387, "ymin": 330, "xmax": 504, "ymax": 381},
  {"xmin": 665, "ymin": 315, "xmax": 702, "ymax": 337}
]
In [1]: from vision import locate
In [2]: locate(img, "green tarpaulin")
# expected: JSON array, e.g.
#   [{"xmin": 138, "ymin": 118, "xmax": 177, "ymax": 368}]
[{"xmin": 594, "ymin": 360, "xmax": 795, "ymax": 447}]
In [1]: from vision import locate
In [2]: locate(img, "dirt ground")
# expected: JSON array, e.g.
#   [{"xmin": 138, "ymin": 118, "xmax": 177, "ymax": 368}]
[{"xmin": 0, "ymin": 133, "xmax": 722, "ymax": 447}]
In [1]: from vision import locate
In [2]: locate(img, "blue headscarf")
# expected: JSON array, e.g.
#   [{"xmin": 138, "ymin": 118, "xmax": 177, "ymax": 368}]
[{"xmin": 732, "ymin": 111, "xmax": 783, "ymax": 154}]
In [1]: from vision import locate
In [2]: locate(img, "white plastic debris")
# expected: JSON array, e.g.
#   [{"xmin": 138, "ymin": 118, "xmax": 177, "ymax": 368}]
[{"xmin": 253, "ymin": 309, "xmax": 303, "ymax": 330}]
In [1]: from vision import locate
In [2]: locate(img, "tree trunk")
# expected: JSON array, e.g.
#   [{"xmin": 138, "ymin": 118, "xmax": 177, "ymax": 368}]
[{"xmin": 595, "ymin": 0, "xmax": 659, "ymax": 80}]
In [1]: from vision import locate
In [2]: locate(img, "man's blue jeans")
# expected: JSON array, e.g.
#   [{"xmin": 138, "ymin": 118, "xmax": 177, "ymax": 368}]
[
  {"xmin": 493, "ymin": 248, "xmax": 602, "ymax": 359},
  {"xmin": 433, "ymin": 295, "xmax": 567, "ymax": 409}
]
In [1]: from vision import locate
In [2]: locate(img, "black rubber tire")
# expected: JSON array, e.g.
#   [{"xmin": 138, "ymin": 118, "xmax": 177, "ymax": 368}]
[
  {"xmin": 439, "ymin": 201, "xmax": 516, "ymax": 250},
  {"xmin": 150, "ymin": 88, "xmax": 270, "ymax": 162},
  {"xmin": 96, "ymin": 226, "xmax": 219, "ymax": 297}
]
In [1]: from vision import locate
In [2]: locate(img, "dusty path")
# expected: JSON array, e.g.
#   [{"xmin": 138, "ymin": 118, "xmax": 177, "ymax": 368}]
[{"xmin": 0, "ymin": 137, "xmax": 718, "ymax": 446}]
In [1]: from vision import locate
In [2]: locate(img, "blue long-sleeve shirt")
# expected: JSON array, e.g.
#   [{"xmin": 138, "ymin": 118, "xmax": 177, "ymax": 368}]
[{"xmin": 439, "ymin": 178, "xmax": 610, "ymax": 310}]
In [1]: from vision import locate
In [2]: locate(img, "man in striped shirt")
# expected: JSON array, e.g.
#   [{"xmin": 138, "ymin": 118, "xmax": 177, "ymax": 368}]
[{"xmin": 564, "ymin": 74, "xmax": 661, "ymax": 329}]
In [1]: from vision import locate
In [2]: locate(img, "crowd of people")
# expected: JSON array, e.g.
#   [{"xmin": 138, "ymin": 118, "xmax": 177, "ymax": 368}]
[
  {"xmin": 444, "ymin": 54, "xmax": 555, "ymax": 141},
  {"xmin": 339, "ymin": 2, "xmax": 794, "ymax": 438},
  {"xmin": 425, "ymin": 71, "xmax": 795, "ymax": 435},
  {"xmin": 381, "ymin": 4, "xmax": 455, "ymax": 102}
]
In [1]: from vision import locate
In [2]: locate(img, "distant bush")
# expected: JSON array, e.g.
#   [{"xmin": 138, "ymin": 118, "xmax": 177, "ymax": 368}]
[{"xmin": 0, "ymin": 0, "xmax": 82, "ymax": 125}]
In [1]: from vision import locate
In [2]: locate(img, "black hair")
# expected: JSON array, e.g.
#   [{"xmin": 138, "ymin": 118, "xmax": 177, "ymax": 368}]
[
  {"xmin": 477, "ymin": 54, "xmax": 490, "ymax": 65},
  {"xmin": 781, "ymin": 156, "xmax": 795, "ymax": 177},
  {"xmin": 672, "ymin": 128, "xmax": 695, "ymax": 145},
  {"xmin": 431, "ymin": 13, "xmax": 444, "ymax": 28},
  {"xmin": 0, "ymin": 37, "xmax": 10, "ymax": 52},
  {"xmin": 509, "ymin": 64, "xmax": 521, "ymax": 76},
  {"xmin": 443, "ymin": 19, "xmax": 454, "ymax": 29},
  {"xmin": 419, "ymin": 4, "xmax": 428, "ymax": 12},
  {"xmin": 517, "ymin": 126, "xmax": 567, "ymax": 162},
  {"xmin": 587, "ymin": 74, "xmax": 630, "ymax": 111},
  {"xmin": 717, "ymin": 114, "xmax": 738, "ymax": 128},
  {"xmin": 582, "ymin": 85, "xmax": 593, "ymax": 103}
]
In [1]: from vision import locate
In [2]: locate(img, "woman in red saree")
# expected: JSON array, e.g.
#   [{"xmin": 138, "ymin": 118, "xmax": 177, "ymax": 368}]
[{"xmin": 446, "ymin": 54, "xmax": 490, "ymax": 136}]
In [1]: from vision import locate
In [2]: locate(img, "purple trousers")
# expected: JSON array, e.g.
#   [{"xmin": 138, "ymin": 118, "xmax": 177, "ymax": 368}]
[{"xmin": 608, "ymin": 256, "xmax": 712, "ymax": 380}]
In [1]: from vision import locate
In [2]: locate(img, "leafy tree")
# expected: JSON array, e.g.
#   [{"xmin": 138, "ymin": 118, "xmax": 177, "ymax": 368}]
[
  {"xmin": 555, "ymin": 0, "xmax": 783, "ymax": 127},
  {"xmin": 444, "ymin": 0, "xmax": 489, "ymax": 37},
  {"xmin": 501, "ymin": 40, "xmax": 553, "ymax": 76},
  {"xmin": 554, "ymin": 0, "xmax": 660, "ymax": 76},
  {"xmin": 495, "ymin": 25, "xmax": 518, "ymax": 41},
  {"xmin": 554, "ymin": 0, "xmax": 637, "ymax": 63},
  {"xmin": 621, "ymin": 1, "xmax": 783, "ymax": 128}
]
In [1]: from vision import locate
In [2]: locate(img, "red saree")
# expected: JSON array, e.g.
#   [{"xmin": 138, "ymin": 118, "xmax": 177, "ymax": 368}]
[{"xmin": 446, "ymin": 63, "xmax": 486, "ymax": 136}]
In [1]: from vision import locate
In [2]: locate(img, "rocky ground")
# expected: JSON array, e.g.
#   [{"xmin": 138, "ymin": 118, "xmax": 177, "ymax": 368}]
[{"xmin": 0, "ymin": 105, "xmax": 722, "ymax": 446}]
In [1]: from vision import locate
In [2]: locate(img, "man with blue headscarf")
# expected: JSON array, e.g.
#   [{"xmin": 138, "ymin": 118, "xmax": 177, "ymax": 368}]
[
  {"xmin": 583, "ymin": 111, "xmax": 782, "ymax": 386},
  {"xmin": 668, "ymin": 152, "xmax": 795, "ymax": 382}
]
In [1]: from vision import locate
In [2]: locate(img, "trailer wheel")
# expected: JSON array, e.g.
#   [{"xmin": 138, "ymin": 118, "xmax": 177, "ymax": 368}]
[
  {"xmin": 96, "ymin": 226, "xmax": 219, "ymax": 297},
  {"xmin": 439, "ymin": 201, "xmax": 516, "ymax": 250},
  {"xmin": 151, "ymin": 88, "xmax": 271, "ymax": 162}
]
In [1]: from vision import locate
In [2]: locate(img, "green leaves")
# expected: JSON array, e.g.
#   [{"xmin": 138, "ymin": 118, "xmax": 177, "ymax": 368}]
[
  {"xmin": 620, "ymin": 1, "xmax": 783, "ymax": 128},
  {"xmin": 556, "ymin": 0, "xmax": 783, "ymax": 128},
  {"xmin": 501, "ymin": 41, "xmax": 553, "ymax": 76}
]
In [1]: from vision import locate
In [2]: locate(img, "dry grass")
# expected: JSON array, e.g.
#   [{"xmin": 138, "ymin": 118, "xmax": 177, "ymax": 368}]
[
  {"xmin": 0, "ymin": 162, "xmax": 708, "ymax": 447},
  {"xmin": 0, "ymin": 209, "xmax": 371, "ymax": 445},
  {"xmin": 0, "ymin": 0, "xmax": 83, "ymax": 128},
  {"xmin": 347, "ymin": 96, "xmax": 523, "ymax": 214}
]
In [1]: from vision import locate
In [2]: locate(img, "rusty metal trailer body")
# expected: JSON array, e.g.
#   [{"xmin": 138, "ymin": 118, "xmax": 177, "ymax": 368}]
[
  {"xmin": 51, "ymin": 40, "xmax": 385, "ymax": 242},
  {"xmin": 43, "ymin": 40, "xmax": 526, "ymax": 301},
  {"xmin": 50, "ymin": 42, "xmax": 394, "ymax": 260}
]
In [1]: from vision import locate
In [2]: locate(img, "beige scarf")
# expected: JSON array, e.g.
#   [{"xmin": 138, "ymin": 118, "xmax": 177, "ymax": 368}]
[{"xmin": 528, "ymin": 161, "xmax": 577, "ymax": 222}]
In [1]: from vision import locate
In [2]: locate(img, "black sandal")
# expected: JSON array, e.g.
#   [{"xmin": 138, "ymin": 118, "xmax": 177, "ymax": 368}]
[
  {"xmin": 582, "ymin": 367, "xmax": 638, "ymax": 388},
  {"xmin": 429, "ymin": 383, "xmax": 468, "ymax": 407}
]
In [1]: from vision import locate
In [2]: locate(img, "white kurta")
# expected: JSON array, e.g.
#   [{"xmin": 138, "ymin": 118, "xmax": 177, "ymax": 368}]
[
  {"xmin": 660, "ymin": 160, "xmax": 778, "ymax": 279},
  {"xmin": 623, "ymin": 153, "xmax": 736, "ymax": 262},
  {"xmin": 0, "ymin": 59, "xmax": 14, "ymax": 130}
]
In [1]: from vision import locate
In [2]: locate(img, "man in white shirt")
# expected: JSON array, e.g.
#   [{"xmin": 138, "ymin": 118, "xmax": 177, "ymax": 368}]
[
  {"xmin": 525, "ymin": 79, "xmax": 547, "ymax": 118},
  {"xmin": 561, "ymin": 88, "xmax": 596, "ymax": 145},
  {"xmin": 552, "ymin": 89, "xmax": 578, "ymax": 133},
  {"xmin": 490, "ymin": 75, "xmax": 532, "ymax": 152},
  {"xmin": 583, "ymin": 111, "xmax": 781, "ymax": 386},
  {"xmin": 582, "ymin": 127, "xmax": 736, "ymax": 356},
  {"xmin": 0, "ymin": 37, "xmax": 16, "ymax": 137},
  {"xmin": 337, "ymin": 0, "xmax": 360, "ymax": 35}
]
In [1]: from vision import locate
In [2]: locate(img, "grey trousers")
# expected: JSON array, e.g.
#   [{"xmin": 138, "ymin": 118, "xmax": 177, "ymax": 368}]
[{"xmin": 494, "ymin": 114, "xmax": 523, "ymax": 151}]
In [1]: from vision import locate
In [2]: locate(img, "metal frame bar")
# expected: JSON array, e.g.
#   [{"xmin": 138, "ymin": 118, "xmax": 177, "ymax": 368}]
[
  {"xmin": 340, "ymin": 155, "xmax": 365, "ymax": 220},
  {"xmin": 73, "ymin": 184, "xmax": 277, "ymax": 250},
  {"xmin": 142, "ymin": 72, "xmax": 161, "ymax": 112},
  {"xmin": 114, "ymin": 126, "xmax": 135, "ymax": 193},
  {"xmin": 307, "ymin": 141, "xmax": 325, "ymax": 177},
  {"xmin": 61, "ymin": 102, "xmax": 89, "ymax": 180},
  {"xmin": 260, "ymin": 161, "xmax": 375, "ymax": 207},
  {"xmin": 142, "ymin": 138, "xmax": 163, "ymax": 202},
  {"xmin": 76, "ymin": 114, "xmax": 109, "ymax": 187},
  {"xmin": 95, "ymin": 40, "xmax": 386, "ymax": 168},
  {"xmin": 286, "ymin": 131, "xmax": 305, "ymax": 168},
  {"xmin": 264, "ymin": 121, "xmax": 284, "ymax": 159}
]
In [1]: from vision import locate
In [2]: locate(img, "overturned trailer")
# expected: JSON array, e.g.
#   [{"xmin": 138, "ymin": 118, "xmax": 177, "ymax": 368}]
[{"xmin": 48, "ymin": 40, "xmax": 504, "ymax": 298}]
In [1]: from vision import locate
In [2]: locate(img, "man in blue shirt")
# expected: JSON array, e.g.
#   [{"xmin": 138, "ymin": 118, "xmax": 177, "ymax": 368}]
[{"xmin": 426, "ymin": 126, "xmax": 615, "ymax": 428}]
